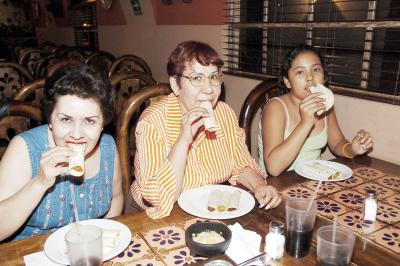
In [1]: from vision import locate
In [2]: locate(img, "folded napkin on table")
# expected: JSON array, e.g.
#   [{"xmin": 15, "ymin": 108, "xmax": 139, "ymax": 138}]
[
  {"xmin": 226, "ymin": 223, "xmax": 262, "ymax": 264},
  {"xmin": 24, "ymin": 251, "xmax": 64, "ymax": 266}
]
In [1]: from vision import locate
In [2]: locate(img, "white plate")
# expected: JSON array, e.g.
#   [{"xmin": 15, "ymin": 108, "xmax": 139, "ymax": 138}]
[
  {"xmin": 44, "ymin": 219, "xmax": 131, "ymax": 265},
  {"xmin": 178, "ymin": 184, "xmax": 255, "ymax": 219},
  {"xmin": 295, "ymin": 160, "xmax": 353, "ymax": 181}
]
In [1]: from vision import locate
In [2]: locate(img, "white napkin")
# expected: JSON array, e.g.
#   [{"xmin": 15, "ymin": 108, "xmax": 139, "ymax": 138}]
[
  {"xmin": 24, "ymin": 251, "xmax": 64, "ymax": 266},
  {"xmin": 226, "ymin": 223, "xmax": 262, "ymax": 264}
]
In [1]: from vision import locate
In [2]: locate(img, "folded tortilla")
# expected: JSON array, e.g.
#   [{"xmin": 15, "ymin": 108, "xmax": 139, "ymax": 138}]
[
  {"xmin": 309, "ymin": 84, "xmax": 334, "ymax": 115},
  {"xmin": 200, "ymin": 101, "xmax": 217, "ymax": 132},
  {"xmin": 207, "ymin": 189, "xmax": 221, "ymax": 212},
  {"xmin": 68, "ymin": 143, "xmax": 86, "ymax": 176},
  {"xmin": 102, "ymin": 228, "xmax": 120, "ymax": 248},
  {"xmin": 303, "ymin": 161, "xmax": 342, "ymax": 180},
  {"xmin": 218, "ymin": 191, "xmax": 231, "ymax": 212},
  {"xmin": 227, "ymin": 190, "xmax": 241, "ymax": 211}
]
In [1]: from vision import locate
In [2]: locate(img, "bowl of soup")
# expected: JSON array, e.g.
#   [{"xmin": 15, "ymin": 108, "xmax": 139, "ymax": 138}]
[{"xmin": 185, "ymin": 221, "xmax": 232, "ymax": 257}]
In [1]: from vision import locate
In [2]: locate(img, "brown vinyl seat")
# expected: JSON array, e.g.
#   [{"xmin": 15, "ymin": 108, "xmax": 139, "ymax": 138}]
[
  {"xmin": 239, "ymin": 78, "xmax": 281, "ymax": 154},
  {"xmin": 115, "ymin": 83, "xmax": 171, "ymax": 213},
  {"xmin": 13, "ymin": 78, "xmax": 45, "ymax": 105},
  {"xmin": 0, "ymin": 62, "xmax": 33, "ymax": 99},
  {"xmin": 108, "ymin": 54, "xmax": 152, "ymax": 77},
  {"xmin": 0, "ymin": 99, "xmax": 42, "ymax": 159}
]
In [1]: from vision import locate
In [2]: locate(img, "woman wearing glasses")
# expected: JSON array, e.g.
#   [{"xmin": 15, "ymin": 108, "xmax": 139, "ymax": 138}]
[{"xmin": 130, "ymin": 41, "xmax": 281, "ymax": 218}]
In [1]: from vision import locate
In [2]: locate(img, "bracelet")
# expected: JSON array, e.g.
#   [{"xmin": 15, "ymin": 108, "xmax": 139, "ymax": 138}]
[{"xmin": 342, "ymin": 142, "xmax": 355, "ymax": 159}]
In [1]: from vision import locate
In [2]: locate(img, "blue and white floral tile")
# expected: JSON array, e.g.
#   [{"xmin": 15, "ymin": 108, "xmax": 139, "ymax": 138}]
[
  {"xmin": 316, "ymin": 197, "xmax": 351, "ymax": 219},
  {"xmin": 329, "ymin": 189, "xmax": 365, "ymax": 210},
  {"xmin": 161, "ymin": 246, "xmax": 207, "ymax": 265},
  {"xmin": 352, "ymin": 182, "xmax": 396, "ymax": 200},
  {"xmin": 368, "ymin": 225, "xmax": 400, "ymax": 254},
  {"xmin": 279, "ymin": 184, "xmax": 315, "ymax": 200},
  {"xmin": 352, "ymin": 167, "xmax": 385, "ymax": 180},
  {"xmin": 376, "ymin": 202, "xmax": 400, "ymax": 225},
  {"xmin": 141, "ymin": 224, "xmax": 186, "ymax": 251},
  {"xmin": 375, "ymin": 175, "xmax": 400, "ymax": 192},
  {"xmin": 335, "ymin": 175, "xmax": 366, "ymax": 188},
  {"xmin": 302, "ymin": 180, "xmax": 344, "ymax": 197},
  {"xmin": 337, "ymin": 210, "xmax": 385, "ymax": 236}
]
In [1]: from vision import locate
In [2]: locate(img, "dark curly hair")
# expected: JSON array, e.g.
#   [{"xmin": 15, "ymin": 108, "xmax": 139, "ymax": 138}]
[
  {"xmin": 167, "ymin": 41, "xmax": 224, "ymax": 80},
  {"xmin": 279, "ymin": 44, "xmax": 328, "ymax": 93},
  {"xmin": 41, "ymin": 64, "xmax": 115, "ymax": 125}
]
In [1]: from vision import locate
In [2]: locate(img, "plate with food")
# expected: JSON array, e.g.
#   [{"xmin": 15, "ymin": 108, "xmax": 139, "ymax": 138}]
[
  {"xmin": 178, "ymin": 184, "xmax": 255, "ymax": 219},
  {"xmin": 44, "ymin": 219, "xmax": 131, "ymax": 265},
  {"xmin": 295, "ymin": 160, "xmax": 353, "ymax": 181}
]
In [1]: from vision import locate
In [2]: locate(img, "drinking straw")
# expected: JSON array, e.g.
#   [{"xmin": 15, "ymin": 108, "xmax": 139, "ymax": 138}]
[
  {"xmin": 332, "ymin": 213, "xmax": 338, "ymax": 243},
  {"xmin": 69, "ymin": 182, "xmax": 80, "ymax": 226},
  {"xmin": 306, "ymin": 180, "xmax": 322, "ymax": 212}
]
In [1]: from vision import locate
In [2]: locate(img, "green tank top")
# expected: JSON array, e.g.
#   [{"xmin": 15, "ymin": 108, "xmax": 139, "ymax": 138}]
[{"xmin": 257, "ymin": 97, "xmax": 328, "ymax": 174}]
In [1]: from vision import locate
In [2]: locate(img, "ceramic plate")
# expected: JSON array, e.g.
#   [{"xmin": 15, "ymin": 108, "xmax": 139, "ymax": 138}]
[
  {"xmin": 295, "ymin": 160, "xmax": 353, "ymax": 181},
  {"xmin": 44, "ymin": 219, "xmax": 131, "ymax": 265},
  {"xmin": 178, "ymin": 184, "xmax": 255, "ymax": 219}
]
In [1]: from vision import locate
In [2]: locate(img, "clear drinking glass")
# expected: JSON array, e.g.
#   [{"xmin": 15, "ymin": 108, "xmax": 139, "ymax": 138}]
[
  {"xmin": 317, "ymin": 225, "xmax": 356, "ymax": 266},
  {"xmin": 65, "ymin": 224, "xmax": 103, "ymax": 266},
  {"xmin": 285, "ymin": 198, "xmax": 317, "ymax": 258}
]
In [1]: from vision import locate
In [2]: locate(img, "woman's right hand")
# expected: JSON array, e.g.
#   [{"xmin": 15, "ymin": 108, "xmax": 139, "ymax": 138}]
[
  {"xmin": 36, "ymin": 147, "xmax": 75, "ymax": 189},
  {"xmin": 299, "ymin": 92, "xmax": 325, "ymax": 126},
  {"xmin": 179, "ymin": 107, "xmax": 208, "ymax": 145}
]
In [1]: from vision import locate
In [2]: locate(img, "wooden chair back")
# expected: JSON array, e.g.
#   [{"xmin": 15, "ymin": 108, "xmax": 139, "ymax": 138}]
[
  {"xmin": 108, "ymin": 54, "xmax": 152, "ymax": 77},
  {"xmin": 35, "ymin": 54, "xmax": 64, "ymax": 78},
  {"xmin": 46, "ymin": 60, "xmax": 84, "ymax": 77},
  {"xmin": 18, "ymin": 48, "xmax": 43, "ymax": 77},
  {"xmin": 0, "ymin": 99, "xmax": 42, "ymax": 159},
  {"xmin": 13, "ymin": 78, "xmax": 45, "ymax": 105},
  {"xmin": 0, "ymin": 62, "xmax": 33, "ymax": 99},
  {"xmin": 239, "ymin": 78, "xmax": 281, "ymax": 153},
  {"xmin": 85, "ymin": 51, "xmax": 115, "ymax": 78},
  {"xmin": 116, "ymin": 83, "xmax": 171, "ymax": 209}
]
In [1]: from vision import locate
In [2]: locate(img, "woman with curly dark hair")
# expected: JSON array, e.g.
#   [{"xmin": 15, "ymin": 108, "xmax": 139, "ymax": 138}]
[{"xmin": 0, "ymin": 64, "xmax": 123, "ymax": 241}]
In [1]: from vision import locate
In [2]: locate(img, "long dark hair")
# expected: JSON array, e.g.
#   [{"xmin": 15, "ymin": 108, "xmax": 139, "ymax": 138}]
[{"xmin": 279, "ymin": 44, "xmax": 328, "ymax": 93}]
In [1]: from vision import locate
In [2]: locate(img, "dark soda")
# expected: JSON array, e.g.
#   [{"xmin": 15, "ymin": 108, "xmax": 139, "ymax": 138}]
[
  {"xmin": 72, "ymin": 256, "xmax": 102, "ymax": 266},
  {"xmin": 285, "ymin": 229, "xmax": 313, "ymax": 258}
]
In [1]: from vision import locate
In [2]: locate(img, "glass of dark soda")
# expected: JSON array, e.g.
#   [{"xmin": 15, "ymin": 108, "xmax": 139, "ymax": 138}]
[
  {"xmin": 65, "ymin": 224, "xmax": 103, "ymax": 266},
  {"xmin": 285, "ymin": 198, "xmax": 317, "ymax": 258}
]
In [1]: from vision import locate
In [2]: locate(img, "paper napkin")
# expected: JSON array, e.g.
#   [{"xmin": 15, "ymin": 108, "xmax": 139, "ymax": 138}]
[
  {"xmin": 226, "ymin": 223, "xmax": 262, "ymax": 264},
  {"xmin": 24, "ymin": 251, "xmax": 64, "ymax": 266}
]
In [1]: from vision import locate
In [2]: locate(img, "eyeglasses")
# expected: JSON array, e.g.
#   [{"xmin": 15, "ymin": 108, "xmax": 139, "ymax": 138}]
[{"xmin": 181, "ymin": 72, "xmax": 223, "ymax": 87}]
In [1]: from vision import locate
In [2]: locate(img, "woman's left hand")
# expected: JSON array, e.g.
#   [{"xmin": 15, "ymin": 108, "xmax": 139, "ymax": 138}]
[
  {"xmin": 254, "ymin": 185, "xmax": 282, "ymax": 210},
  {"xmin": 351, "ymin": 129, "xmax": 373, "ymax": 155}
]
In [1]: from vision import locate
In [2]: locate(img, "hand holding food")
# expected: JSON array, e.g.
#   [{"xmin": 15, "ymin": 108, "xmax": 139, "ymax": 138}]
[
  {"xmin": 309, "ymin": 83, "xmax": 334, "ymax": 115},
  {"xmin": 68, "ymin": 143, "xmax": 86, "ymax": 176},
  {"xmin": 199, "ymin": 101, "xmax": 217, "ymax": 132}
]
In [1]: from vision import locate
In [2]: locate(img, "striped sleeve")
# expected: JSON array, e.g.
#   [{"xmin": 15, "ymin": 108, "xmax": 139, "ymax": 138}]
[{"xmin": 133, "ymin": 119, "xmax": 177, "ymax": 219}]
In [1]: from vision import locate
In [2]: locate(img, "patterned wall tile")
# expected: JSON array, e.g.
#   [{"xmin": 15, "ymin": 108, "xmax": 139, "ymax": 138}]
[
  {"xmin": 352, "ymin": 182, "xmax": 396, "ymax": 200},
  {"xmin": 375, "ymin": 175, "xmax": 400, "ymax": 192},
  {"xmin": 111, "ymin": 234, "xmax": 156, "ymax": 264},
  {"xmin": 337, "ymin": 210, "xmax": 385, "ymax": 235},
  {"xmin": 329, "ymin": 189, "xmax": 365, "ymax": 210},
  {"xmin": 316, "ymin": 197, "xmax": 351, "ymax": 219},
  {"xmin": 279, "ymin": 185, "xmax": 314, "ymax": 200},
  {"xmin": 302, "ymin": 180, "xmax": 344, "ymax": 197},
  {"xmin": 369, "ymin": 226, "xmax": 400, "ymax": 254},
  {"xmin": 353, "ymin": 167, "xmax": 385, "ymax": 180}
]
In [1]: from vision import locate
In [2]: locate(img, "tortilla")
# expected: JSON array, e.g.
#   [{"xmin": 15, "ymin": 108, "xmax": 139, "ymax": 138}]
[
  {"xmin": 309, "ymin": 83, "xmax": 334, "ymax": 115},
  {"xmin": 103, "ymin": 229, "xmax": 120, "ymax": 248},
  {"xmin": 218, "ymin": 191, "xmax": 231, "ymax": 212},
  {"xmin": 227, "ymin": 190, "xmax": 241, "ymax": 211},
  {"xmin": 68, "ymin": 143, "xmax": 86, "ymax": 176},
  {"xmin": 303, "ymin": 161, "xmax": 342, "ymax": 180},
  {"xmin": 200, "ymin": 101, "xmax": 217, "ymax": 132},
  {"xmin": 207, "ymin": 189, "xmax": 221, "ymax": 212}
]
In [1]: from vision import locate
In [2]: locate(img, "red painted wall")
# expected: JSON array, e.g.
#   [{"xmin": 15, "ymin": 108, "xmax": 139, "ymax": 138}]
[{"xmin": 151, "ymin": 0, "xmax": 224, "ymax": 25}]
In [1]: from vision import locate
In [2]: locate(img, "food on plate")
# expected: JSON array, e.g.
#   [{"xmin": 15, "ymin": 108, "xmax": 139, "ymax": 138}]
[
  {"xmin": 303, "ymin": 161, "xmax": 343, "ymax": 180},
  {"xmin": 103, "ymin": 228, "xmax": 120, "ymax": 248},
  {"xmin": 309, "ymin": 83, "xmax": 334, "ymax": 115},
  {"xmin": 192, "ymin": 230, "xmax": 225, "ymax": 244},
  {"xmin": 207, "ymin": 189, "xmax": 241, "ymax": 212},
  {"xmin": 200, "ymin": 101, "xmax": 216, "ymax": 132},
  {"xmin": 207, "ymin": 189, "xmax": 221, "ymax": 212},
  {"xmin": 68, "ymin": 143, "xmax": 86, "ymax": 176}
]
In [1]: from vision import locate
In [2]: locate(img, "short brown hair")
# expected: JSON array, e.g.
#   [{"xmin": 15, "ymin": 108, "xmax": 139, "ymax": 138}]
[{"xmin": 167, "ymin": 41, "xmax": 224, "ymax": 77}]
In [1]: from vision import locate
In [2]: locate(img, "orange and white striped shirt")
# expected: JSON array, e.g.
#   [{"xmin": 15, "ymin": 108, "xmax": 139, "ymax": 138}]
[{"xmin": 131, "ymin": 93, "xmax": 264, "ymax": 219}]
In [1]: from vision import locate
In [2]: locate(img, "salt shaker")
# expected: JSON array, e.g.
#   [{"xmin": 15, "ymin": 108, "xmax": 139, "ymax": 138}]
[
  {"xmin": 264, "ymin": 221, "xmax": 285, "ymax": 260},
  {"xmin": 364, "ymin": 190, "xmax": 377, "ymax": 222}
]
